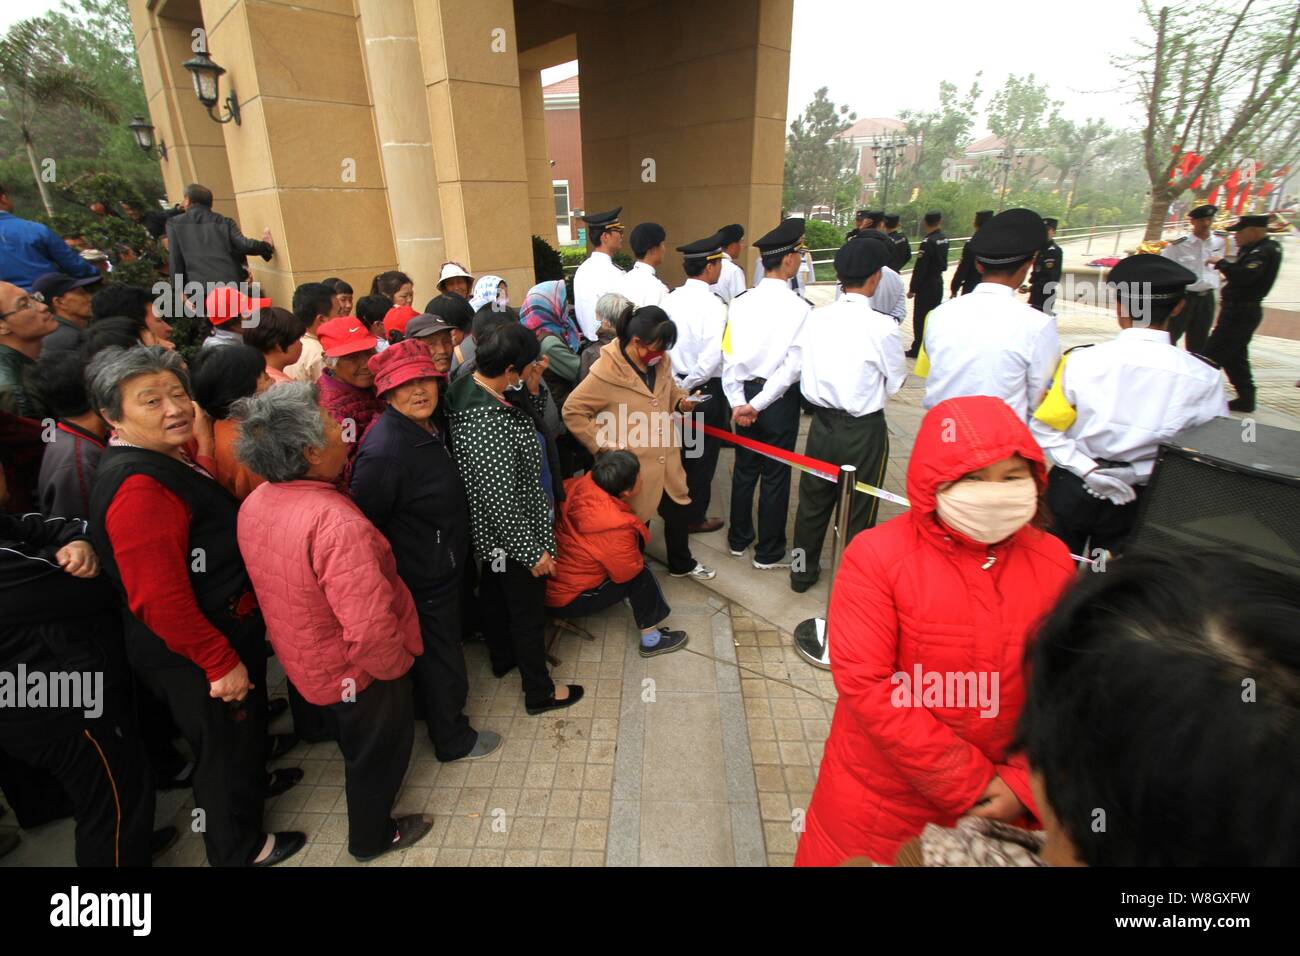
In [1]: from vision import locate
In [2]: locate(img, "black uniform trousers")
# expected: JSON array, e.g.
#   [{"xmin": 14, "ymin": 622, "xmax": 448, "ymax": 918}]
[
  {"xmin": 1045, "ymin": 467, "xmax": 1146, "ymax": 558},
  {"xmin": 478, "ymin": 556, "xmax": 555, "ymax": 708},
  {"xmin": 909, "ymin": 279, "xmax": 943, "ymax": 355},
  {"xmin": 411, "ymin": 582, "xmax": 477, "ymax": 761},
  {"xmin": 1168, "ymin": 290, "xmax": 1216, "ymax": 353},
  {"xmin": 680, "ymin": 376, "xmax": 729, "ymax": 524},
  {"xmin": 1204, "ymin": 301, "xmax": 1264, "ymax": 401},
  {"xmin": 135, "ymin": 626, "xmax": 269, "ymax": 867},
  {"xmin": 550, "ymin": 566, "xmax": 672, "ymax": 632},
  {"xmin": 728, "ymin": 383, "xmax": 802, "ymax": 565},
  {"xmin": 328, "ymin": 675, "xmax": 413, "ymax": 858},
  {"xmin": 0, "ymin": 697, "xmax": 154, "ymax": 867},
  {"xmin": 657, "ymin": 490, "xmax": 696, "ymax": 575},
  {"xmin": 790, "ymin": 407, "xmax": 889, "ymax": 589}
]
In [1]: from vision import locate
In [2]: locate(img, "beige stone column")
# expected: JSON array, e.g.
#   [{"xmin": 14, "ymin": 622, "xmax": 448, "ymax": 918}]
[
  {"xmin": 575, "ymin": 0, "xmax": 792, "ymax": 287},
  {"xmin": 415, "ymin": 0, "xmax": 535, "ymax": 299},
  {"xmin": 520, "ymin": 68, "xmax": 558, "ymax": 246},
  {"xmin": 356, "ymin": 0, "xmax": 444, "ymax": 300},
  {"xmin": 128, "ymin": 0, "xmax": 237, "ymax": 218},
  {"xmin": 192, "ymin": 0, "xmax": 397, "ymax": 306}
]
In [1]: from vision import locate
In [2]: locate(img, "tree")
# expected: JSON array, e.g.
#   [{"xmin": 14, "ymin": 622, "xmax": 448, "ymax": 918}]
[
  {"xmin": 783, "ymin": 87, "xmax": 860, "ymax": 218},
  {"xmin": 1046, "ymin": 117, "xmax": 1123, "ymax": 218},
  {"xmin": 985, "ymin": 73, "xmax": 1062, "ymax": 205},
  {"xmin": 898, "ymin": 78, "xmax": 982, "ymax": 191},
  {"xmin": 1121, "ymin": 0, "xmax": 1300, "ymax": 240},
  {"xmin": 0, "ymin": 17, "xmax": 119, "ymax": 216}
]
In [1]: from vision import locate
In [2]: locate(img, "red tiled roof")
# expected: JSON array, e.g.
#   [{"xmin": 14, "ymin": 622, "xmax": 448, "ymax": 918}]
[
  {"xmin": 543, "ymin": 75, "xmax": 580, "ymax": 96},
  {"xmin": 836, "ymin": 117, "xmax": 907, "ymax": 139}
]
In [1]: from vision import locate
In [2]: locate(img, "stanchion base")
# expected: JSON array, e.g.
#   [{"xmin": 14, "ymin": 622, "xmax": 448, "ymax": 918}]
[{"xmin": 793, "ymin": 617, "xmax": 830, "ymax": 670}]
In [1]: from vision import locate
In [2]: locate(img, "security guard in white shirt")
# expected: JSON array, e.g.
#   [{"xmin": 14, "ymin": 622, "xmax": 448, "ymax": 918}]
[
  {"xmin": 917, "ymin": 208, "xmax": 1059, "ymax": 422},
  {"xmin": 836, "ymin": 229, "xmax": 906, "ymax": 322},
  {"xmin": 573, "ymin": 207, "xmax": 627, "ymax": 342},
  {"xmin": 722, "ymin": 217, "xmax": 812, "ymax": 568},
  {"xmin": 711, "ymin": 223, "xmax": 748, "ymax": 304},
  {"xmin": 1031, "ymin": 254, "xmax": 1228, "ymax": 556},
  {"xmin": 1159, "ymin": 203, "xmax": 1224, "ymax": 352},
  {"xmin": 790, "ymin": 237, "xmax": 906, "ymax": 593},
  {"xmin": 621, "ymin": 222, "xmax": 670, "ymax": 308},
  {"xmin": 664, "ymin": 232, "xmax": 731, "ymax": 533}
]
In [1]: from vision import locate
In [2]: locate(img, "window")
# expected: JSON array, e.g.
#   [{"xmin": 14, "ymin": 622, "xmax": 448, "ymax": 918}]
[{"xmin": 553, "ymin": 181, "xmax": 570, "ymax": 225}]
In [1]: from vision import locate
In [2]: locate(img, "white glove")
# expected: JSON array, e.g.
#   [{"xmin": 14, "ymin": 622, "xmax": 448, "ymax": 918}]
[
  {"xmin": 1083, "ymin": 469, "xmax": 1137, "ymax": 505},
  {"xmin": 1092, "ymin": 465, "xmax": 1138, "ymax": 487}
]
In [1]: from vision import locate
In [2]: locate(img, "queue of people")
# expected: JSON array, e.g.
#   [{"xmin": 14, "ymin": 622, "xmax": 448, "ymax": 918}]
[{"xmin": 0, "ymin": 174, "xmax": 1294, "ymax": 870}]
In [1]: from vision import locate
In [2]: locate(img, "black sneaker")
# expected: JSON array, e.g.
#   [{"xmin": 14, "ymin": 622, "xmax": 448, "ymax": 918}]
[
  {"xmin": 640, "ymin": 629, "xmax": 689, "ymax": 658},
  {"xmin": 790, "ymin": 577, "xmax": 816, "ymax": 594},
  {"xmin": 1228, "ymin": 396, "xmax": 1256, "ymax": 412}
]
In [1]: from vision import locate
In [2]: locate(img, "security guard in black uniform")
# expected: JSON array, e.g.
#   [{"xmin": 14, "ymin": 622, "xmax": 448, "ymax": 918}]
[
  {"xmin": 1027, "ymin": 216, "xmax": 1063, "ymax": 314},
  {"xmin": 1204, "ymin": 214, "xmax": 1283, "ymax": 412},
  {"xmin": 905, "ymin": 210, "xmax": 949, "ymax": 357},
  {"xmin": 950, "ymin": 209, "xmax": 993, "ymax": 298},
  {"xmin": 845, "ymin": 209, "xmax": 869, "ymax": 242},
  {"xmin": 884, "ymin": 213, "xmax": 911, "ymax": 272}
]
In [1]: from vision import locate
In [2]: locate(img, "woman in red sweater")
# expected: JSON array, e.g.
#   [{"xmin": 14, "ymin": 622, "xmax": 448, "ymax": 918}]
[
  {"xmin": 795, "ymin": 395, "xmax": 1076, "ymax": 867},
  {"xmin": 85, "ymin": 345, "xmax": 305, "ymax": 868}
]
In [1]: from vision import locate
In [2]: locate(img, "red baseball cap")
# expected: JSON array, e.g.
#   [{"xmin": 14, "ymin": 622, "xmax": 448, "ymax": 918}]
[
  {"xmin": 369, "ymin": 339, "xmax": 442, "ymax": 396},
  {"xmin": 318, "ymin": 316, "xmax": 377, "ymax": 357},
  {"xmin": 205, "ymin": 286, "xmax": 271, "ymax": 326},
  {"xmin": 383, "ymin": 305, "xmax": 419, "ymax": 337}
]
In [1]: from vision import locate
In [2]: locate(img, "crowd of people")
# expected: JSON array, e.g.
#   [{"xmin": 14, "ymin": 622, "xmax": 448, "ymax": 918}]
[{"xmin": 0, "ymin": 176, "xmax": 1295, "ymax": 868}]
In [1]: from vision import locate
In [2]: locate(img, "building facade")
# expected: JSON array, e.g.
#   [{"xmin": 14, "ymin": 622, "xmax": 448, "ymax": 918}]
[{"xmin": 129, "ymin": 0, "xmax": 793, "ymax": 301}]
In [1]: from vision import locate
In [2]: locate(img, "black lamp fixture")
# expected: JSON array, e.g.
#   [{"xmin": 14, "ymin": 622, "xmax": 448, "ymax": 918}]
[
  {"xmin": 127, "ymin": 115, "xmax": 167, "ymax": 160},
  {"xmin": 182, "ymin": 50, "xmax": 240, "ymax": 125}
]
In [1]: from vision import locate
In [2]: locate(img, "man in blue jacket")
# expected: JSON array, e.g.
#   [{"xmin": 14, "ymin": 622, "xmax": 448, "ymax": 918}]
[{"xmin": 0, "ymin": 183, "xmax": 101, "ymax": 290}]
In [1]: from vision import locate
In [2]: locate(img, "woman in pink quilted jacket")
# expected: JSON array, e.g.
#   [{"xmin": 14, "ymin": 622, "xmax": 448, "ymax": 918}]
[{"xmin": 233, "ymin": 382, "xmax": 431, "ymax": 864}]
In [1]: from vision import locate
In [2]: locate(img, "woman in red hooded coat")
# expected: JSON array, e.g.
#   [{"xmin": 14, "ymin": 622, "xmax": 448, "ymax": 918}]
[{"xmin": 795, "ymin": 395, "xmax": 1076, "ymax": 867}]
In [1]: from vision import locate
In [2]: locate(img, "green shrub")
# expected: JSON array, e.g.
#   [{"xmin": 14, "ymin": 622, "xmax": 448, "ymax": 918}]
[
  {"xmin": 532, "ymin": 234, "xmax": 565, "ymax": 283},
  {"xmin": 802, "ymin": 218, "xmax": 844, "ymax": 251}
]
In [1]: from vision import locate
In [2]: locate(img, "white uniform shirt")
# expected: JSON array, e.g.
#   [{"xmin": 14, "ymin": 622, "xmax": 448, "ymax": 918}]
[
  {"xmin": 722, "ymin": 277, "xmax": 811, "ymax": 412},
  {"xmin": 620, "ymin": 260, "xmax": 669, "ymax": 308},
  {"xmin": 573, "ymin": 250, "xmax": 626, "ymax": 341},
  {"xmin": 712, "ymin": 253, "xmax": 747, "ymax": 303},
  {"xmin": 664, "ymin": 278, "xmax": 728, "ymax": 392},
  {"xmin": 1029, "ymin": 326, "xmax": 1228, "ymax": 482},
  {"xmin": 921, "ymin": 282, "xmax": 1060, "ymax": 421},
  {"xmin": 798, "ymin": 293, "xmax": 907, "ymax": 417},
  {"xmin": 835, "ymin": 266, "xmax": 906, "ymax": 322},
  {"xmin": 751, "ymin": 257, "xmax": 808, "ymax": 295},
  {"xmin": 1159, "ymin": 232, "xmax": 1225, "ymax": 292}
]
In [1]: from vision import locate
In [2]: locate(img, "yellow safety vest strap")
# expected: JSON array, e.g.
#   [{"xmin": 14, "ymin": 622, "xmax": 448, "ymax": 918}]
[{"xmin": 1032, "ymin": 355, "xmax": 1077, "ymax": 431}]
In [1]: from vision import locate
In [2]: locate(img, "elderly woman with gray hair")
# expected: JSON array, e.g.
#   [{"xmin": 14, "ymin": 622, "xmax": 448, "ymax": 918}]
[
  {"xmin": 233, "ymin": 382, "xmax": 432, "ymax": 862},
  {"xmin": 86, "ymin": 345, "xmax": 305, "ymax": 868},
  {"xmin": 578, "ymin": 291, "xmax": 631, "ymax": 384}
]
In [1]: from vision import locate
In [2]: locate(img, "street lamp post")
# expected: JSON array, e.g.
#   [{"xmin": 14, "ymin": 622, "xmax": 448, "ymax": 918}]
[
  {"xmin": 998, "ymin": 145, "xmax": 1015, "ymax": 208},
  {"xmin": 871, "ymin": 135, "xmax": 907, "ymax": 210}
]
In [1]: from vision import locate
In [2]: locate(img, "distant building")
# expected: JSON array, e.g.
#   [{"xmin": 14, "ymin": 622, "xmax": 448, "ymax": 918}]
[
  {"xmin": 835, "ymin": 117, "xmax": 917, "ymax": 206},
  {"xmin": 943, "ymin": 134, "xmax": 1061, "ymax": 187},
  {"xmin": 544, "ymin": 74, "xmax": 583, "ymax": 245}
]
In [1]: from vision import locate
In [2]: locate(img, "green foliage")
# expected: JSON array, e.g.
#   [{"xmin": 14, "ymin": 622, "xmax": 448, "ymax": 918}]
[
  {"xmin": 801, "ymin": 218, "xmax": 845, "ymax": 251},
  {"xmin": 533, "ymin": 234, "xmax": 565, "ymax": 283},
  {"xmin": 784, "ymin": 87, "xmax": 860, "ymax": 219},
  {"xmin": 898, "ymin": 78, "xmax": 982, "ymax": 193},
  {"xmin": 0, "ymin": 2, "xmax": 164, "ymax": 217}
]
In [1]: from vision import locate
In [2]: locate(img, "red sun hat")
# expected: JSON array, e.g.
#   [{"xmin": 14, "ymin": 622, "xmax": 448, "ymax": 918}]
[
  {"xmin": 369, "ymin": 339, "xmax": 442, "ymax": 396},
  {"xmin": 318, "ymin": 316, "xmax": 377, "ymax": 357},
  {"xmin": 383, "ymin": 304, "xmax": 419, "ymax": 337},
  {"xmin": 205, "ymin": 286, "xmax": 271, "ymax": 326}
]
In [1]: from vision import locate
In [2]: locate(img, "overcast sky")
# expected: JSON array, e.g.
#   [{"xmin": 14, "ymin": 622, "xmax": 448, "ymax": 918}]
[{"xmin": 8, "ymin": 0, "xmax": 1156, "ymax": 136}]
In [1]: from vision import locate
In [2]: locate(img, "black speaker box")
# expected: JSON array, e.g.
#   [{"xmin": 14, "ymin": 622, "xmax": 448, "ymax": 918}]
[{"xmin": 1130, "ymin": 417, "xmax": 1300, "ymax": 576}]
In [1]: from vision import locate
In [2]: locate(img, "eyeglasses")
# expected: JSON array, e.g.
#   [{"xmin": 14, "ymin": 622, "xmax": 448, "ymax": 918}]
[{"xmin": 0, "ymin": 291, "xmax": 44, "ymax": 320}]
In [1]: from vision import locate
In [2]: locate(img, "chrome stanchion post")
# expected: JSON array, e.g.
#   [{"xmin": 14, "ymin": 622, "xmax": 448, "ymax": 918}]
[{"xmin": 794, "ymin": 464, "xmax": 856, "ymax": 670}]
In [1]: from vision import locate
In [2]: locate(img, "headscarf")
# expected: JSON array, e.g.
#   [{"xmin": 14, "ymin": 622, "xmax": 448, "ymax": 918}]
[
  {"xmin": 470, "ymin": 274, "xmax": 507, "ymax": 312},
  {"xmin": 520, "ymin": 280, "xmax": 580, "ymax": 353}
]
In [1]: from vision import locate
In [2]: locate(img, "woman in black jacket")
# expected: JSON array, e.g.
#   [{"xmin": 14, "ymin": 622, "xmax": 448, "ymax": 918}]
[{"xmin": 350, "ymin": 340, "xmax": 501, "ymax": 761}]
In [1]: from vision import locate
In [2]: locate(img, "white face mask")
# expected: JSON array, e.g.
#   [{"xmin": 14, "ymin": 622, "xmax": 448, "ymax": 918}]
[{"xmin": 935, "ymin": 478, "xmax": 1038, "ymax": 544}]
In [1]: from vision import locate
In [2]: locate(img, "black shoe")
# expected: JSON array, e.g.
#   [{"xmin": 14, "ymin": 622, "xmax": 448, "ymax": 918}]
[
  {"xmin": 266, "ymin": 697, "xmax": 289, "ymax": 722},
  {"xmin": 157, "ymin": 761, "xmax": 194, "ymax": 792},
  {"xmin": 1228, "ymin": 396, "xmax": 1256, "ymax": 412},
  {"xmin": 266, "ymin": 767, "xmax": 304, "ymax": 798},
  {"xmin": 790, "ymin": 577, "xmax": 816, "ymax": 594},
  {"xmin": 525, "ymin": 684, "xmax": 585, "ymax": 716},
  {"xmin": 491, "ymin": 662, "xmax": 517, "ymax": 679},
  {"xmin": 250, "ymin": 831, "xmax": 306, "ymax": 867},
  {"xmin": 267, "ymin": 733, "xmax": 300, "ymax": 762},
  {"xmin": 151, "ymin": 825, "xmax": 179, "ymax": 859},
  {"xmin": 353, "ymin": 815, "xmax": 433, "ymax": 862},
  {"xmin": 639, "ymin": 629, "xmax": 688, "ymax": 658}
]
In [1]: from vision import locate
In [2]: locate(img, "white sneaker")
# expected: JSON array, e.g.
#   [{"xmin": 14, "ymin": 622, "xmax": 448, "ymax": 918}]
[
  {"xmin": 671, "ymin": 562, "xmax": 717, "ymax": 580},
  {"xmin": 728, "ymin": 546, "xmax": 748, "ymax": 557},
  {"xmin": 752, "ymin": 552, "xmax": 794, "ymax": 570}
]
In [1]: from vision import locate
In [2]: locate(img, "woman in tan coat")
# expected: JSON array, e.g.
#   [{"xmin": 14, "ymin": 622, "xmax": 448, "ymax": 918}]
[{"xmin": 562, "ymin": 305, "xmax": 715, "ymax": 581}]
